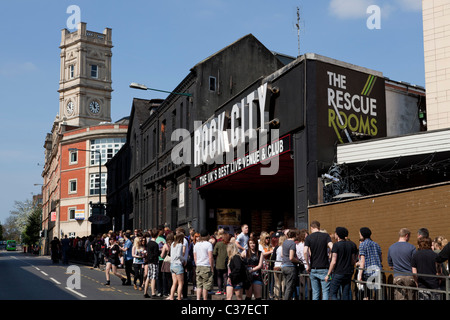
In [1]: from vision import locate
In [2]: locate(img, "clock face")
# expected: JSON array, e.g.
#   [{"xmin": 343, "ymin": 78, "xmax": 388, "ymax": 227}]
[
  {"xmin": 89, "ymin": 101, "xmax": 100, "ymax": 114},
  {"xmin": 66, "ymin": 101, "xmax": 74, "ymax": 115}
]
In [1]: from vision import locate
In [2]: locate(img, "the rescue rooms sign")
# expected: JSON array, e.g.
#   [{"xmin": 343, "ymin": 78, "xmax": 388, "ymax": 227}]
[{"xmin": 316, "ymin": 61, "xmax": 386, "ymax": 159}]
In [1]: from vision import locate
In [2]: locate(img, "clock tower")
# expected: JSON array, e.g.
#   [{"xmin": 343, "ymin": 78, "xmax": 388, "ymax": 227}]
[{"xmin": 58, "ymin": 22, "xmax": 113, "ymax": 127}]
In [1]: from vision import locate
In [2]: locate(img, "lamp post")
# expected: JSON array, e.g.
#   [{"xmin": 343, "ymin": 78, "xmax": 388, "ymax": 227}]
[{"xmin": 129, "ymin": 82, "xmax": 192, "ymax": 97}]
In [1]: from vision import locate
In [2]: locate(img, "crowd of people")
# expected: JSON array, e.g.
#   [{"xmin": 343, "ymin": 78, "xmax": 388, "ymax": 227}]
[{"xmin": 47, "ymin": 221, "xmax": 450, "ymax": 301}]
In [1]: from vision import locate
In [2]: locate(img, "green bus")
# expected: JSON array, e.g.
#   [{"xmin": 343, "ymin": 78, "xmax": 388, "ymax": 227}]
[{"xmin": 6, "ymin": 240, "xmax": 16, "ymax": 251}]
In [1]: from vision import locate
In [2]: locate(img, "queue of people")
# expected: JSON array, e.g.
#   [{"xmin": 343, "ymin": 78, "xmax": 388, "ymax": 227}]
[{"xmin": 48, "ymin": 221, "xmax": 450, "ymax": 301}]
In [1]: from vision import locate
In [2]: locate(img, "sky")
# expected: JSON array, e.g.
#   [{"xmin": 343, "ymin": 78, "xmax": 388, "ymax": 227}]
[{"xmin": 0, "ymin": 0, "xmax": 425, "ymax": 224}]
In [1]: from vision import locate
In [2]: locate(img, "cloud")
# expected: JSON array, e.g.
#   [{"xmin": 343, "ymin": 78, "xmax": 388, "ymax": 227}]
[
  {"xmin": 328, "ymin": 0, "xmax": 374, "ymax": 19},
  {"xmin": 328, "ymin": 0, "xmax": 422, "ymax": 20},
  {"xmin": 0, "ymin": 61, "xmax": 37, "ymax": 77}
]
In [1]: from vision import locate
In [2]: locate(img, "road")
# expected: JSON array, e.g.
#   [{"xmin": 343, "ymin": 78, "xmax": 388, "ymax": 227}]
[{"xmin": 0, "ymin": 250, "xmax": 153, "ymax": 300}]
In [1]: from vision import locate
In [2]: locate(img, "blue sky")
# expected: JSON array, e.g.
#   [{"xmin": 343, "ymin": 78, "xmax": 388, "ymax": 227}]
[{"xmin": 0, "ymin": 0, "xmax": 424, "ymax": 224}]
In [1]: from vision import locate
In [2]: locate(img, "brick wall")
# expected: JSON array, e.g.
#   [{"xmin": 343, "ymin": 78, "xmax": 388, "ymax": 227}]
[
  {"xmin": 308, "ymin": 182, "xmax": 450, "ymax": 268},
  {"xmin": 60, "ymin": 204, "xmax": 86, "ymax": 221},
  {"xmin": 61, "ymin": 141, "xmax": 88, "ymax": 199}
]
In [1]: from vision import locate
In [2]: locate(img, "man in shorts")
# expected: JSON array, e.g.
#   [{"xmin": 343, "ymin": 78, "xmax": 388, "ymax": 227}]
[
  {"xmin": 194, "ymin": 229, "xmax": 214, "ymax": 300},
  {"xmin": 144, "ymin": 228, "xmax": 160, "ymax": 298}
]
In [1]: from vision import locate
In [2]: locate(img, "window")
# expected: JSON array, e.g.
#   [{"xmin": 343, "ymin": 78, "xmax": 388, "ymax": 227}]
[
  {"xmin": 91, "ymin": 64, "xmax": 98, "ymax": 78},
  {"xmin": 69, "ymin": 65, "xmax": 74, "ymax": 79},
  {"xmin": 180, "ymin": 102, "xmax": 184, "ymax": 129},
  {"xmin": 68, "ymin": 207, "xmax": 76, "ymax": 220},
  {"xmin": 89, "ymin": 173, "xmax": 107, "ymax": 195},
  {"xmin": 209, "ymin": 76, "xmax": 216, "ymax": 92},
  {"xmin": 90, "ymin": 138, "xmax": 126, "ymax": 165},
  {"xmin": 69, "ymin": 150, "xmax": 78, "ymax": 164},
  {"xmin": 161, "ymin": 120, "xmax": 166, "ymax": 151},
  {"xmin": 172, "ymin": 109, "xmax": 177, "ymax": 132},
  {"xmin": 69, "ymin": 179, "xmax": 77, "ymax": 194},
  {"xmin": 152, "ymin": 128, "xmax": 157, "ymax": 159}
]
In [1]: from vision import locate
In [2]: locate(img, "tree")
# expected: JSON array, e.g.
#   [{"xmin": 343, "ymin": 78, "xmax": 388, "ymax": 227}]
[
  {"xmin": 3, "ymin": 216, "xmax": 20, "ymax": 241},
  {"xmin": 10, "ymin": 199, "xmax": 35, "ymax": 235},
  {"xmin": 22, "ymin": 205, "xmax": 42, "ymax": 246},
  {"xmin": 5, "ymin": 198, "xmax": 41, "ymax": 242}
]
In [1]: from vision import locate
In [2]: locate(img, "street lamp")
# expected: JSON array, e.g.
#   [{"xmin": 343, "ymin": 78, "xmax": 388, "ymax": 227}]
[
  {"xmin": 129, "ymin": 82, "xmax": 192, "ymax": 97},
  {"xmin": 68, "ymin": 148, "xmax": 102, "ymax": 206}
]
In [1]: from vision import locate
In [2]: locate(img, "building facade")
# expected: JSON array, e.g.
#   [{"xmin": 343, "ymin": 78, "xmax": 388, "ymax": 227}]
[
  {"xmin": 107, "ymin": 34, "xmax": 286, "ymax": 232},
  {"xmin": 423, "ymin": 0, "xmax": 450, "ymax": 130},
  {"xmin": 306, "ymin": 2, "xmax": 450, "ymax": 262},
  {"xmin": 107, "ymin": 34, "xmax": 425, "ymax": 236},
  {"xmin": 41, "ymin": 23, "xmax": 127, "ymax": 254},
  {"xmin": 193, "ymin": 53, "xmax": 424, "ymax": 233}
]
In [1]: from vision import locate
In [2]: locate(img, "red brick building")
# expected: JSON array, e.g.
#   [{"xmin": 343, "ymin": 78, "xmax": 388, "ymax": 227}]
[{"xmin": 41, "ymin": 23, "xmax": 127, "ymax": 254}]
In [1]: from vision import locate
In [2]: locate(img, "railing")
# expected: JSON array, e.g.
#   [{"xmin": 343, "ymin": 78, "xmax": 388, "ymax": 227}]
[
  {"xmin": 353, "ymin": 268, "xmax": 450, "ymax": 301},
  {"xmin": 86, "ymin": 31, "xmax": 105, "ymax": 40},
  {"xmin": 259, "ymin": 265, "xmax": 450, "ymax": 301},
  {"xmin": 261, "ymin": 267, "xmax": 312, "ymax": 300}
]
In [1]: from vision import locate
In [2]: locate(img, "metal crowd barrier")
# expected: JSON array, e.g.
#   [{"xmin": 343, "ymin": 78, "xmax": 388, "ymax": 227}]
[{"xmin": 259, "ymin": 264, "xmax": 450, "ymax": 301}]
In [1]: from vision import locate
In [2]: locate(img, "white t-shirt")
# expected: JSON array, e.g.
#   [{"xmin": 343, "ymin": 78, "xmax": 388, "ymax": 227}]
[
  {"xmin": 171, "ymin": 242, "xmax": 184, "ymax": 266},
  {"xmin": 194, "ymin": 241, "xmax": 213, "ymax": 267},
  {"xmin": 296, "ymin": 242, "xmax": 307, "ymax": 265},
  {"xmin": 274, "ymin": 246, "xmax": 283, "ymax": 268}
]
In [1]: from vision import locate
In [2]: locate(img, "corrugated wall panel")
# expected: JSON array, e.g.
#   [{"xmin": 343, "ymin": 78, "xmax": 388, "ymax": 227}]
[{"xmin": 337, "ymin": 130, "xmax": 450, "ymax": 164}]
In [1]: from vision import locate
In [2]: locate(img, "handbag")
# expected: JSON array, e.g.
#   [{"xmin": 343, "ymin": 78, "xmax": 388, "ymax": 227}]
[
  {"xmin": 161, "ymin": 250, "xmax": 171, "ymax": 273},
  {"xmin": 163, "ymin": 254, "xmax": 171, "ymax": 263}
]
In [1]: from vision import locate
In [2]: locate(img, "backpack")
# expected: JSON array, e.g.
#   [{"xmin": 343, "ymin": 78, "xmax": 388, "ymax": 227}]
[{"xmin": 94, "ymin": 240, "xmax": 103, "ymax": 252}]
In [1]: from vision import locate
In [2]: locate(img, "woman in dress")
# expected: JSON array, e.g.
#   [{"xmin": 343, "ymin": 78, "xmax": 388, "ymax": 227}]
[
  {"xmin": 104, "ymin": 234, "xmax": 127, "ymax": 286},
  {"xmin": 160, "ymin": 232, "xmax": 174, "ymax": 297},
  {"xmin": 226, "ymin": 243, "xmax": 246, "ymax": 300},
  {"xmin": 273, "ymin": 235, "xmax": 286, "ymax": 299},
  {"xmin": 132, "ymin": 236, "xmax": 146, "ymax": 290},
  {"xmin": 242, "ymin": 237, "xmax": 264, "ymax": 300}
]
